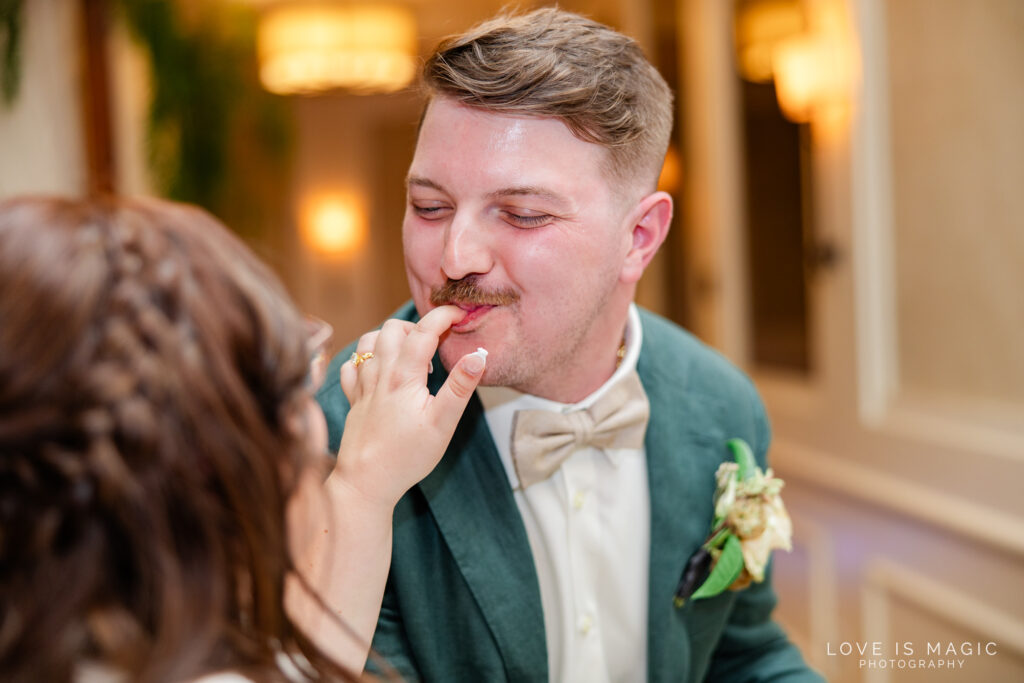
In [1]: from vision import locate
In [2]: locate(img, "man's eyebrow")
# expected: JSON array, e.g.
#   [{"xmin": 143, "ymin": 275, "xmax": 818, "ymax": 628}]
[
  {"xmin": 406, "ymin": 176, "xmax": 446, "ymax": 193},
  {"xmin": 486, "ymin": 186, "xmax": 572, "ymax": 208},
  {"xmin": 407, "ymin": 178, "xmax": 574, "ymax": 210}
]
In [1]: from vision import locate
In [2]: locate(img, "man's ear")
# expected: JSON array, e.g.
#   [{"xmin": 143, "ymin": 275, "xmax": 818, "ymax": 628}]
[{"xmin": 621, "ymin": 191, "xmax": 673, "ymax": 284}]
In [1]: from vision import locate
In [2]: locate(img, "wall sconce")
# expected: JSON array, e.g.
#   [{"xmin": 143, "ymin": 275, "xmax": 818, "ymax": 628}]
[
  {"xmin": 301, "ymin": 192, "xmax": 367, "ymax": 257},
  {"xmin": 734, "ymin": 0, "xmax": 856, "ymax": 124},
  {"xmin": 734, "ymin": 0, "xmax": 806, "ymax": 83},
  {"xmin": 258, "ymin": 2, "xmax": 417, "ymax": 95},
  {"xmin": 773, "ymin": 36, "xmax": 843, "ymax": 123},
  {"xmin": 773, "ymin": 2, "xmax": 856, "ymax": 123}
]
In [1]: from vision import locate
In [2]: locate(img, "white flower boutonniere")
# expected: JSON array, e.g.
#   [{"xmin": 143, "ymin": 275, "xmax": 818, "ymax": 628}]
[{"xmin": 674, "ymin": 438, "xmax": 792, "ymax": 607}]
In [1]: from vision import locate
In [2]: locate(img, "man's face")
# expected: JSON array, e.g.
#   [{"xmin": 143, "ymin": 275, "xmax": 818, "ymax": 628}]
[{"xmin": 403, "ymin": 97, "xmax": 637, "ymax": 399}]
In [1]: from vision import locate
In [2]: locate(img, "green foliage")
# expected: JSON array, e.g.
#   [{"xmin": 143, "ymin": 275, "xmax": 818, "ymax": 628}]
[
  {"xmin": 727, "ymin": 437, "xmax": 757, "ymax": 480},
  {"xmin": 690, "ymin": 534, "xmax": 744, "ymax": 601},
  {"xmin": 0, "ymin": 0, "xmax": 24, "ymax": 105},
  {"xmin": 118, "ymin": 0, "xmax": 292, "ymax": 237}
]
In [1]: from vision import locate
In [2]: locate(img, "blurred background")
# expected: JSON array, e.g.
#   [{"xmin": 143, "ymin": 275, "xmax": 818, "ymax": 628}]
[{"xmin": 1, "ymin": 0, "xmax": 1022, "ymax": 680}]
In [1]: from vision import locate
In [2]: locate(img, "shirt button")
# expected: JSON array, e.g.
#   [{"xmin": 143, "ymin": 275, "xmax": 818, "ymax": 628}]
[
  {"xmin": 572, "ymin": 490, "xmax": 586, "ymax": 510},
  {"xmin": 578, "ymin": 614, "xmax": 593, "ymax": 636}
]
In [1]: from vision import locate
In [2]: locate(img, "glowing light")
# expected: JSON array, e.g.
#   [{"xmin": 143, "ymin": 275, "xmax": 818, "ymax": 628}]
[
  {"xmin": 302, "ymin": 193, "xmax": 366, "ymax": 256},
  {"xmin": 772, "ymin": 35, "xmax": 825, "ymax": 122},
  {"xmin": 258, "ymin": 3, "xmax": 417, "ymax": 95},
  {"xmin": 734, "ymin": 0, "xmax": 856, "ymax": 125},
  {"xmin": 735, "ymin": 0, "xmax": 805, "ymax": 83},
  {"xmin": 772, "ymin": 1, "xmax": 856, "ymax": 124}
]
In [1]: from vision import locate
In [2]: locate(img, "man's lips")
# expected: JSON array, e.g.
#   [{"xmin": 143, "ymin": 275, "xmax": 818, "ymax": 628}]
[{"xmin": 449, "ymin": 303, "xmax": 495, "ymax": 330}]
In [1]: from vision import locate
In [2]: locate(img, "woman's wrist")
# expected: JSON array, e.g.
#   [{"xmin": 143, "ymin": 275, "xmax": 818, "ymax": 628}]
[{"xmin": 324, "ymin": 465, "xmax": 402, "ymax": 522}]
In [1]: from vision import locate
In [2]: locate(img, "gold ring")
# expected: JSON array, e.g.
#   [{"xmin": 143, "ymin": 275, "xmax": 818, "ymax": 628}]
[{"xmin": 349, "ymin": 351, "xmax": 375, "ymax": 367}]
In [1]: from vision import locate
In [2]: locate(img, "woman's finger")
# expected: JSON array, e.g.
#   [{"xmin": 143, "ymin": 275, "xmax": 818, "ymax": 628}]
[
  {"xmin": 416, "ymin": 305, "xmax": 468, "ymax": 336},
  {"xmin": 393, "ymin": 306, "xmax": 466, "ymax": 384},
  {"xmin": 340, "ymin": 358, "xmax": 358, "ymax": 403},
  {"xmin": 430, "ymin": 347, "xmax": 487, "ymax": 435},
  {"xmin": 370, "ymin": 318, "xmax": 417, "ymax": 380},
  {"xmin": 349, "ymin": 330, "xmax": 381, "ymax": 398}
]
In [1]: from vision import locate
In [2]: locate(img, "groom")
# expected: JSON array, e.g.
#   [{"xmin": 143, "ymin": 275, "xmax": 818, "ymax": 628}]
[{"xmin": 319, "ymin": 8, "xmax": 822, "ymax": 682}]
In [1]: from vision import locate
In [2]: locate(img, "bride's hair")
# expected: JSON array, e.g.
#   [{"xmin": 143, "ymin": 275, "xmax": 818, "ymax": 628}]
[{"xmin": 0, "ymin": 196, "xmax": 355, "ymax": 682}]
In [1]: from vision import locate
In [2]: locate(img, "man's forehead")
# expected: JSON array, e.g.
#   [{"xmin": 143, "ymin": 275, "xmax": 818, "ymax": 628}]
[
  {"xmin": 421, "ymin": 96, "xmax": 557, "ymax": 129},
  {"xmin": 417, "ymin": 98, "xmax": 604, "ymax": 160},
  {"xmin": 410, "ymin": 98, "xmax": 617, "ymax": 205}
]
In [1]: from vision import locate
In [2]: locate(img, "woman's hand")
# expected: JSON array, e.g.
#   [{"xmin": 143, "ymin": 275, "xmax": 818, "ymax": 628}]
[
  {"xmin": 288, "ymin": 306, "xmax": 485, "ymax": 671},
  {"xmin": 333, "ymin": 305, "xmax": 487, "ymax": 509}
]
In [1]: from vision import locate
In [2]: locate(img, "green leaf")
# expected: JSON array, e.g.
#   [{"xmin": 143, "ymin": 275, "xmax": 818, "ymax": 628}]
[
  {"xmin": 727, "ymin": 438, "xmax": 757, "ymax": 481},
  {"xmin": 691, "ymin": 534, "xmax": 744, "ymax": 601}
]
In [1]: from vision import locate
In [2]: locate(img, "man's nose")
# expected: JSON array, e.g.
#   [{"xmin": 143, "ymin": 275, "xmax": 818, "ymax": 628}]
[{"xmin": 441, "ymin": 212, "xmax": 493, "ymax": 280}]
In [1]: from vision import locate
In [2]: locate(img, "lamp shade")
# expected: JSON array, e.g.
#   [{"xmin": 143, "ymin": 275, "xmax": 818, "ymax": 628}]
[{"xmin": 258, "ymin": 3, "xmax": 417, "ymax": 95}]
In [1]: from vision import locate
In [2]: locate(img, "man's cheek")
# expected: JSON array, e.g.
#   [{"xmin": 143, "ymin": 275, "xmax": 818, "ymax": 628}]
[{"xmin": 403, "ymin": 261, "xmax": 431, "ymax": 302}]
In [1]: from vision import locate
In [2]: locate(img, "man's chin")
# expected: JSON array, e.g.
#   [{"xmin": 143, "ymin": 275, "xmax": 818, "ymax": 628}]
[
  {"xmin": 438, "ymin": 338, "xmax": 481, "ymax": 370},
  {"xmin": 440, "ymin": 337, "xmax": 503, "ymax": 382}
]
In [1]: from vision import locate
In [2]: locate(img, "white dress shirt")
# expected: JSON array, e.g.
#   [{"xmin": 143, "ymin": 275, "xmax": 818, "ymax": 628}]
[{"xmin": 477, "ymin": 304, "xmax": 650, "ymax": 683}]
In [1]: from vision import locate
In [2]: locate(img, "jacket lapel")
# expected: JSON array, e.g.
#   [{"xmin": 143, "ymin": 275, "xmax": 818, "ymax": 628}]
[
  {"xmin": 416, "ymin": 363, "xmax": 548, "ymax": 682},
  {"xmin": 639, "ymin": 314, "xmax": 728, "ymax": 682}
]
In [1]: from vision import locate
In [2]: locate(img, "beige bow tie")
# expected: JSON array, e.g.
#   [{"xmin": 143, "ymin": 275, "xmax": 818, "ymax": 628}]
[{"xmin": 510, "ymin": 371, "xmax": 650, "ymax": 489}]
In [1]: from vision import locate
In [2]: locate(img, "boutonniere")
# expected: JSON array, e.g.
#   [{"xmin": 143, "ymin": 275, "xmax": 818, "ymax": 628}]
[{"xmin": 674, "ymin": 438, "xmax": 792, "ymax": 607}]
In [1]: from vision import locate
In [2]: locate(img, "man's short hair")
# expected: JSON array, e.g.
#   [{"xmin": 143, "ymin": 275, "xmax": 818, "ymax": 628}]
[{"xmin": 421, "ymin": 7, "xmax": 674, "ymax": 191}]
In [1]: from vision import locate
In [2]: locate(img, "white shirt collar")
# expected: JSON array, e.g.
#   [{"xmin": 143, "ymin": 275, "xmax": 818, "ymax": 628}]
[{"xmin": 477, "ymin": 304, "xmax": 644, "ymax": 488}]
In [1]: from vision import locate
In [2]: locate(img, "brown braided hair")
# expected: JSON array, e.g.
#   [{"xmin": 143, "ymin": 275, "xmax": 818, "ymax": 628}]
[{"xmin": 0, "ymin": 197, "xmax": 358, "ymax": 681}]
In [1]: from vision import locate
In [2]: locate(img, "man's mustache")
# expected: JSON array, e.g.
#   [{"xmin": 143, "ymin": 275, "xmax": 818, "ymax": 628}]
[{"xmin": 429, "ymin": 277, "xmax": 520, "ymax": 307}]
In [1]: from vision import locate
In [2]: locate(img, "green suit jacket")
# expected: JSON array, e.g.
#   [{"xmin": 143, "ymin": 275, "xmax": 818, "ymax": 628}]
[{"xmin": 317, "ymin": 303, "xmax": 823, "ymax": 682}]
